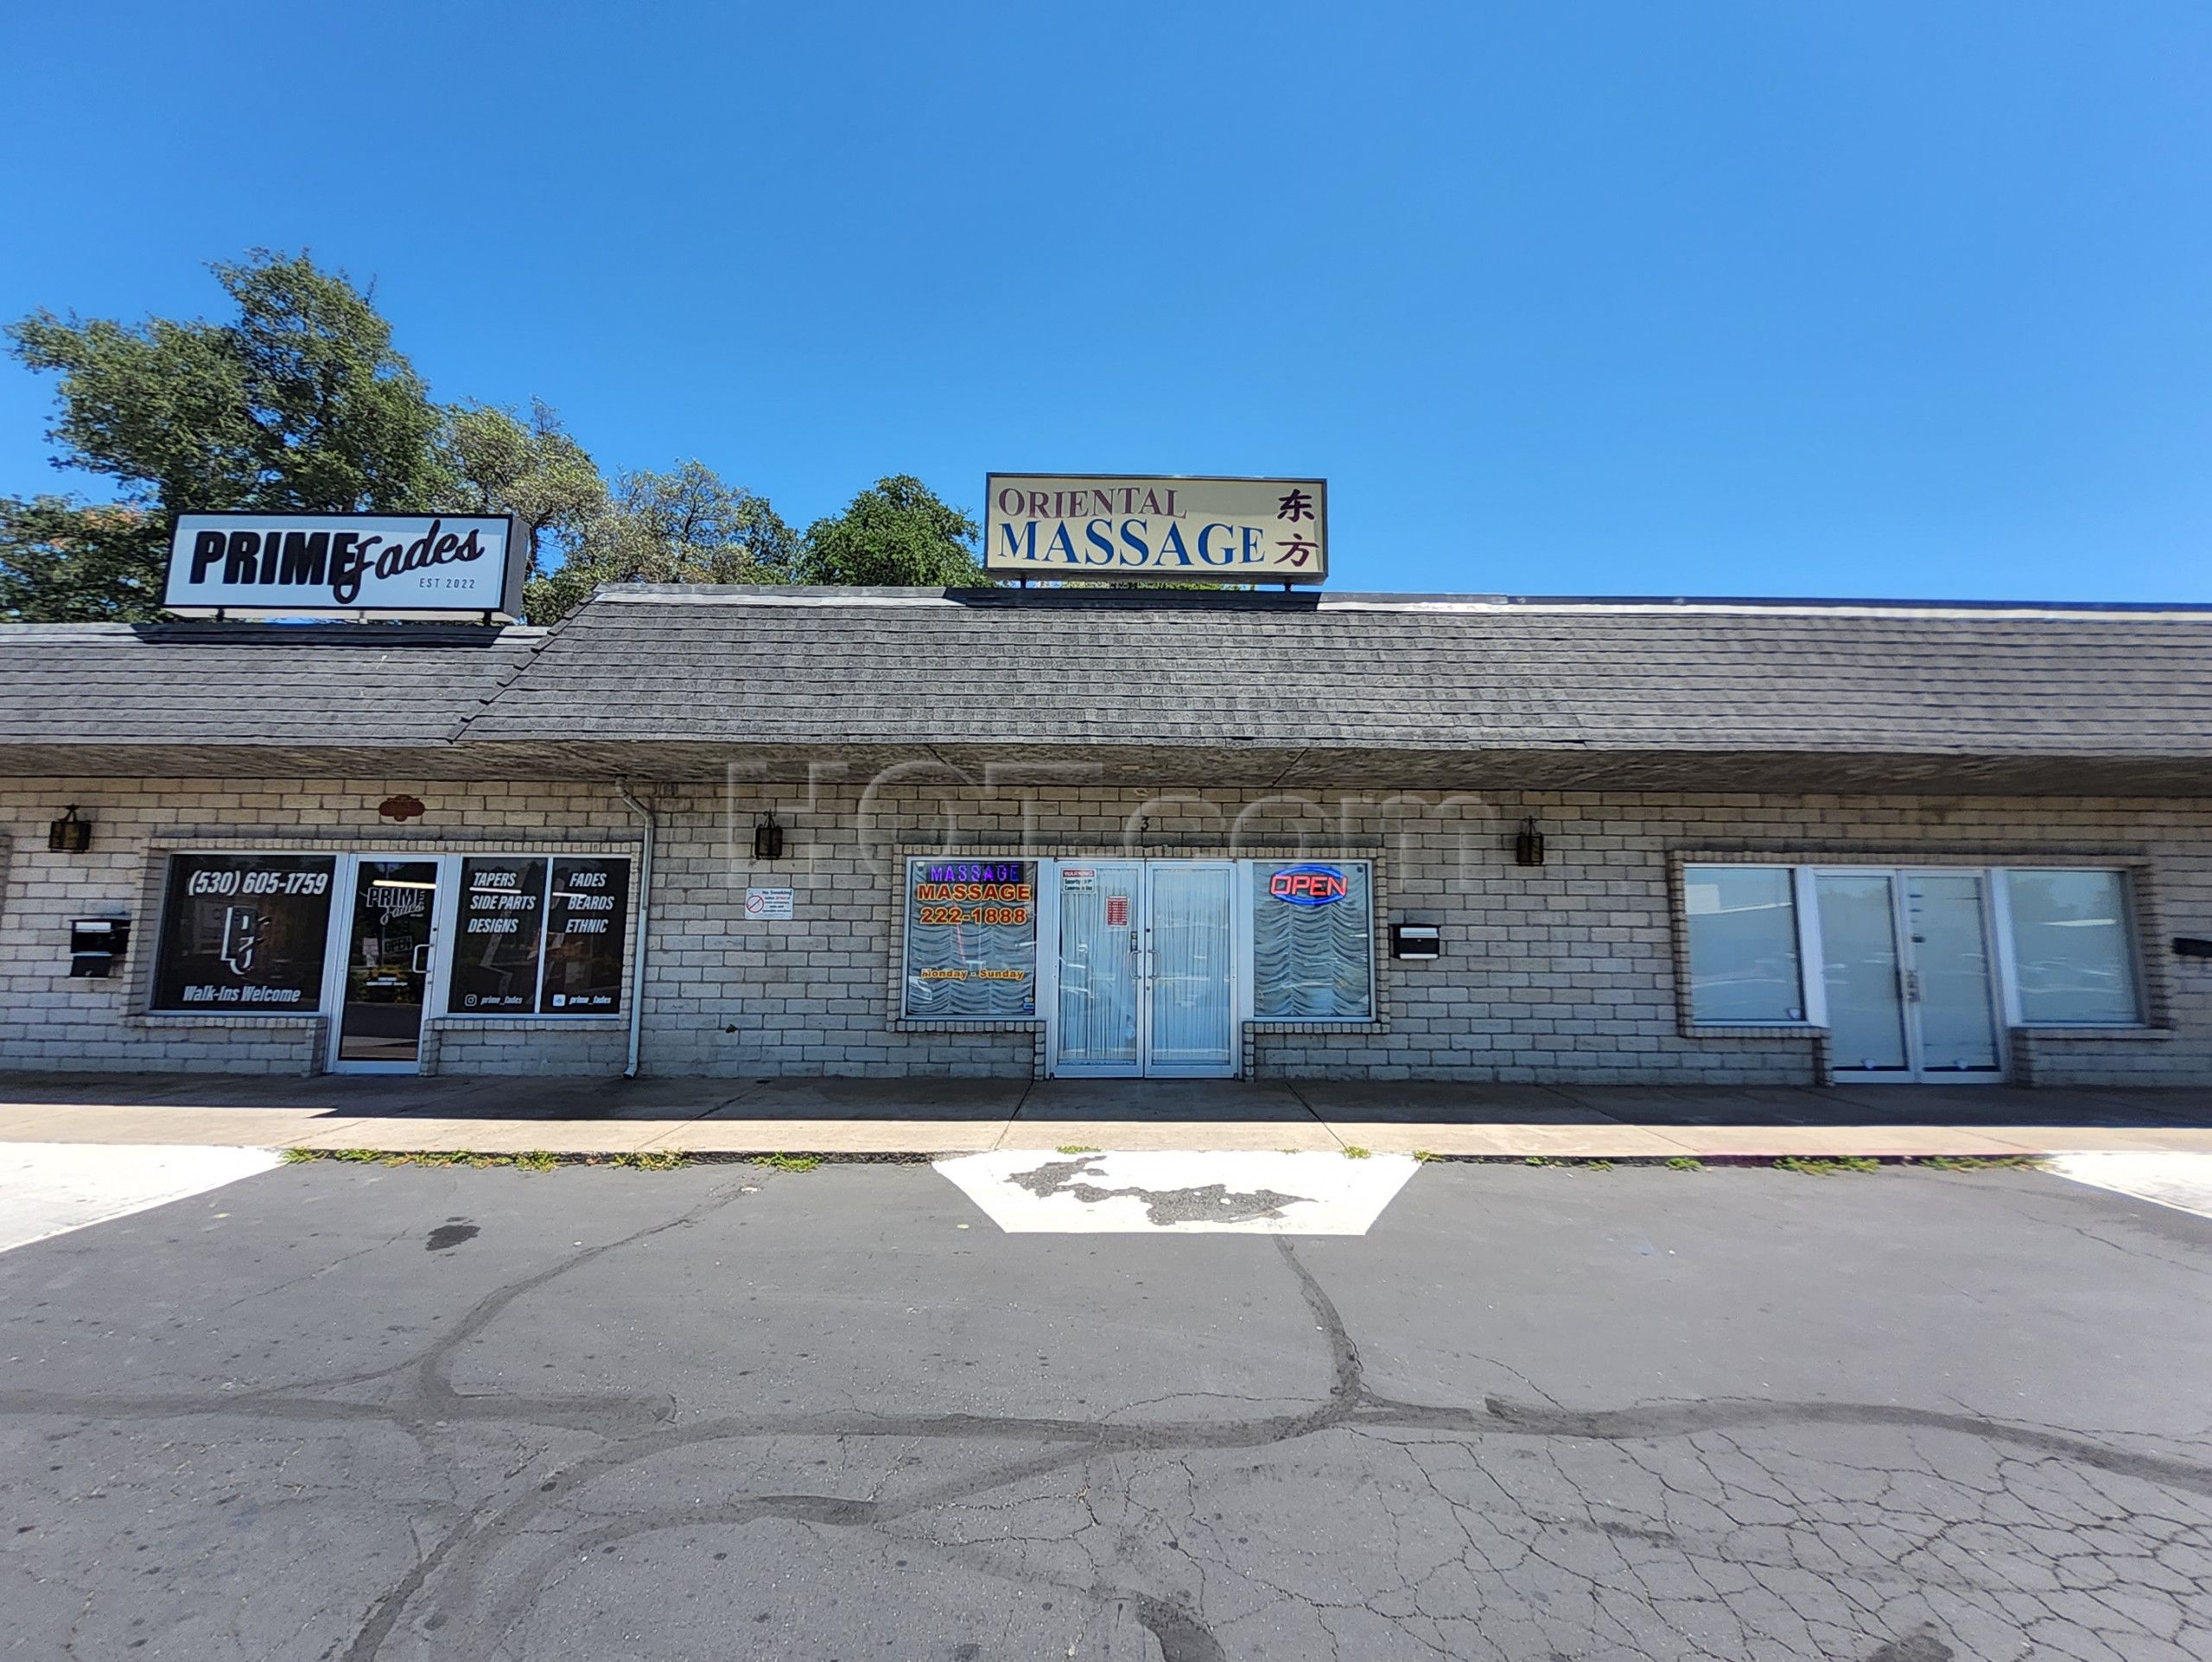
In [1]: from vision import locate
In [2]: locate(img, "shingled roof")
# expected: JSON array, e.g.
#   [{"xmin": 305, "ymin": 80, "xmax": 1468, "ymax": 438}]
[
  {"xmin": 6, "ymin": 588, "xmax": 2212, "ymax": 793},
  {"xmin": 0, "ymin": 621, "xmax": 543, "ymax": 777}
]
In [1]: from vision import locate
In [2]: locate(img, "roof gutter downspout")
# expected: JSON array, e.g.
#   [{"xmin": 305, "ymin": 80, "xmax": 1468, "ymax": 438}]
[{"xmin": 615, "ymin": 780, "xmax": 657, "ymax": 1079}]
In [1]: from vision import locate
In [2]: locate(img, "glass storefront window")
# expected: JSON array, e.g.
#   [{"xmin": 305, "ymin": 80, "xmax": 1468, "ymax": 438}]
[
  {"xmin": 543, "ymin": 857, "xmax": 630, "ymax": 1014},
  {"xmin": 2003, "ymin": 869, "xmax": 2142, "ymax": 1026},
  {"xmin": 903, "ymin": 859, "xmax": 1038, "ymax": 1016},
  {"xmin": 448, "ymin": 857, "xmax": 548, "ymax": 1014},
  {"xmin": 1684, "ymin": 865, "xmax": 1804, "ymax": 1024},
  {"xmin": 1252, "ymin": 861, "xmax": 1374, "ymax": 1020},
  {"xmin": 151, "ymin": 854, "xmax": 337, "ymax": 1014},
  {"xmin": 444, "ymin": 855, "xmax": 629, "ymax": 1016}
]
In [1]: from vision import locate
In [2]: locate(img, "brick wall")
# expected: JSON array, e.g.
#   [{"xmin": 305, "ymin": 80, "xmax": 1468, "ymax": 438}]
[
  {"xmin": 0, "ymin": 779, "xmax": 639, "ymax": 1076},
  {"xmin": 3, "ymin": 775, "xmax": 2207, "ymax": 1084}
]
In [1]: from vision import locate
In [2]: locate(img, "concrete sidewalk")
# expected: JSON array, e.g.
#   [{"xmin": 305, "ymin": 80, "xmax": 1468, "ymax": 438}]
[{"xmin": 0, "ymin": 1071, "xmax": 2209, "ymax": 1158}]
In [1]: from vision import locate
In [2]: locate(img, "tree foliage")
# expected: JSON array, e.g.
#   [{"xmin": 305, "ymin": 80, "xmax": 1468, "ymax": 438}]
[
  {"xmin": 439, "ymin": 399, "xmax": 605, "ymax": 583},
  {"xmin": 799, "ymin": 474, "xmax": 983, "ymax": 587},
  {"xmin": 9, "ymin": 250, "xmax": 448, "ymax": 513},
  {"xmin": 0, "ymin": 497, "xmax": 168, "ymax": 623},
  {"xmin": 2, "ymin": 247, "xmax": 983, "ymax": 626},
  {"xmin": 3, "ymin": 250, "xmax": 454, "ymax": 622},
  {"xmin": 525, "ymin": 461, "xmax": 798, "ymax": 623}
]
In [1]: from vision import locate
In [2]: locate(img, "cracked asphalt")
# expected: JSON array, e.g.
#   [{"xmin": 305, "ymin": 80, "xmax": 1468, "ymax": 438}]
[{"xmin": 3, "ymin": 1157, "xmax": 2211, "ymax": 1660}]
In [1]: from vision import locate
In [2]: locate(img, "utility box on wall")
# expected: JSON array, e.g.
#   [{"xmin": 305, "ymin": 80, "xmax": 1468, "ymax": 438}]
[
  {"xmin": 1391, "ymin": 924, "xmax": 1441, "ymax": 960},
  {"xmin": 69, "ymin": 916, "xmax": 129, "ymax": 978}
]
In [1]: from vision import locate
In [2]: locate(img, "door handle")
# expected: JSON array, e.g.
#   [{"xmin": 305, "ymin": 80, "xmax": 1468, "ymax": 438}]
[{"xmin": 410, "ymin": 944, "xmax": 432, "ymax": 977}]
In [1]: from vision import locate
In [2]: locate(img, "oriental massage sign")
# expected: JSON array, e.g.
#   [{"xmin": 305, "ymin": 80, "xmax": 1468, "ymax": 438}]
[
  {"xmin": 164, "ymin": 513, "xmax": 521, "ymax": 619},
  {"xmin": 983, "ymin": 475, "xmax": 1327, "ymax": 583}
]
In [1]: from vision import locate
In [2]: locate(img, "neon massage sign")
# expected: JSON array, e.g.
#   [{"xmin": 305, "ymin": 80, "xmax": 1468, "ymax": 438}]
[{"xmin": 1268, "ymin": 864, "xmax": 1349, "ymax": 906}]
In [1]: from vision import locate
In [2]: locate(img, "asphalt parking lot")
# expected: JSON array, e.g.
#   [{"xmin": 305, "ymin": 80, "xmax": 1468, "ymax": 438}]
[{"xmin": 3, "ymin": 1154, "xmax": 2209, "ymax": 1660}]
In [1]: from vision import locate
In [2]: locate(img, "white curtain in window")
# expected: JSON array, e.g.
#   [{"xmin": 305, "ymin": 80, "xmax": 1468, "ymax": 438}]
[
  {"xmin": 2004, "ymin": 869, "xmax": 2141, "ymax": 1026},
  {"xmin": 1252, "ymin": 862, "xmax": 1373, "ymax": 1020},
  {"xmin": 1684, "ymin": 865, "xmax": 1803, "ymax": 1023}
]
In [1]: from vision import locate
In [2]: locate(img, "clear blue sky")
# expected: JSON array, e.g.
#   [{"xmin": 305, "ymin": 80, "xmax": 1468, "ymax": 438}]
[{"xmin": 4, "ymin": 2, "xmax": 2209, "ymax": 600}]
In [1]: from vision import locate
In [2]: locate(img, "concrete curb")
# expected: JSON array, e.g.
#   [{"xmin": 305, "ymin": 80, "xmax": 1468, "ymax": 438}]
[{"xmin": 4, "ymin": 1109, "xmax": 2207, "ymax": 1161}]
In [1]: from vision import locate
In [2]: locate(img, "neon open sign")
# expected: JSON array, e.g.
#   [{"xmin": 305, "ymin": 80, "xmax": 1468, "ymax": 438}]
[{"xmin": 1268, "ymin": 864, "xmax": 1349, "ymax": 906}]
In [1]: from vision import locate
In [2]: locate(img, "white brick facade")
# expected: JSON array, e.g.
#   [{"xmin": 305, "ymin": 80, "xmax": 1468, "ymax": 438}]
[{"xmin": 3, "ymin": 775, "xmax": 2205, "ymax": 1085}]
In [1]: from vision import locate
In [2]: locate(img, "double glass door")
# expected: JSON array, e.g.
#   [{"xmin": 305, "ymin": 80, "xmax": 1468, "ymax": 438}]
[
  {"xmin": 332, "ymin": 859, "xmax": 441, "ymax": 1072},
  {"xmin": 1815, "ymin": 870, "xmax": 2003, "ymax": 1082},
  {"xmin": 1053, "ymin": 862, "xmax": 1236, "ymax": 1077}
]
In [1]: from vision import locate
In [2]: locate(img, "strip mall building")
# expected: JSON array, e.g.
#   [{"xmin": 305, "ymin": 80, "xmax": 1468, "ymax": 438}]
[{"xmin": 3, "ymin": 575, "xmax": 2209, "ymax": 1087}]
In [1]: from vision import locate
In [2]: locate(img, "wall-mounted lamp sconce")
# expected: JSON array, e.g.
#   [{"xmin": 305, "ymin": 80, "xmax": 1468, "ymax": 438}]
[
  {"xmin": 753, "ymin": 812, "xmax": 785, "ymax": 861},
  {"xmin": 1514, "ymin": 817, "xmax": 1546, "ymax": 867},
  {"xmin": 48, "ymin": 806, "xmax": 92, "ymax": 854}
]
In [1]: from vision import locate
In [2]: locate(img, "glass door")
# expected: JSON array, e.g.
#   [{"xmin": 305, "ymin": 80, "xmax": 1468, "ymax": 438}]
[
  {"xmin": 1815, "ymin": 873, "xmax": 1910, "ymax": 1077},
  {"xmin": 1815, "ymin": 869, "xmax": 2003, "ymax": 1083},
  {"xmin": 1903, "ymin": 871, "xmax": 2002, "ymax": 1078},
  {"xmin": 333, "ymin": 859, "xmax": 441, "ymax": 1072},
  {"xmin": 1053, "ymin": 863, "xmax": 1141, "ymax": 1075},
  {"xmin": 1144, "ymin": 863, "xmax": 1236, "ymax": 1077}
]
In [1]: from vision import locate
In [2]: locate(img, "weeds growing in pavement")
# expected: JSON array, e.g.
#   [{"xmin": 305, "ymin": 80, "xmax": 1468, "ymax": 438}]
[
  {"xmin": 1915, "ymin": 1154, "xmax": 2044, "ymax": 1171},
  {"xmin": 1664, "ymin": 1156, "xmax": 1706, "ymax": 1172},
  {"xmin": 750, "ymin": 1153, "xmax": 822, "ymax": 1173},
  {"xmin": 1777, "ymin": 1156, "xmax": 1882, "ymax": 1175},
  {"xmin": 1055, "ymin": 1144, "xmax": 1101, "ymax": 1155},
  {"xmin": 1341, "ymin": 1145, "xmax": 1373, "ymax": 1159},
  {"xmin": 281, "ymin": 1148, "xmax": 685, "ymax": 1171}
]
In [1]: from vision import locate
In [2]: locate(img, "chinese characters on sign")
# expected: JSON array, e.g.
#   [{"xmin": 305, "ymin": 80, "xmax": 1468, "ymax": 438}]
[
  {"xmin": 982, "ymin": 476, "xmax": 1328, "ymax": 583},
  {"xmin": 903, "ymin": 860, "xmax": 1038, "ymax": 1017}
]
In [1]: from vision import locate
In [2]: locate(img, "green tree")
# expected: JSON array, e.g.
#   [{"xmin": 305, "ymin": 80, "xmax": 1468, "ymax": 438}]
[
  {"xmin": 9, "ymin": 249, "xmax": 449, "ymax": 513},
  {"xmin": 439, "ymin": 399, "xmax": 606, "ymax": 584},
  {"xmin": 799, "ymin": 474, "xmax": 985, "ymax": 587},
  {"xmin": 3, "ymin": 250, "xmax": 454, "ymax": 621},
  {"xmin": 526, "ymin": 461, "xmax": 797, "ymax": 622},
  {"xmin": 0, "ymin": 497, "xmax": 168, "ymax": 622}
]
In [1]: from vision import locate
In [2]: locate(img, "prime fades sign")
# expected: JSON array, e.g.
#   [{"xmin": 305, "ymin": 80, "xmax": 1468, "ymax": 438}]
[
  {"xmin": 984, "ymin": 475, "xmax": 1327, "ymax": 583},
  {"xmin": 165, "ymin": 513, "xmax": 521, "ymax": 619}
]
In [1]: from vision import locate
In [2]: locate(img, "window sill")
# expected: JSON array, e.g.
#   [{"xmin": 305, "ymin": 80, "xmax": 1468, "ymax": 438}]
[
  {"xmin": 1682, "ymin": 1022, "xmax": 1827, "ymax": 1040},
  {"xmin": 891, "ymin": 1017, "xmax": 1042, "ymax": 1032},
  {"xmin": 2011, "ymin": 1024, "xmax": 2171, "ymax": 1042},
  {"xmin": 426, "ymin": 1016, "xmax": 628, "ymax": 1031},
  {"xmin": 1247, "ymin": 1018, "xmax": 1382, "ymax": 1032},
  {"xmin": 128, "ymin": 1011, "xmax": 327, "ymax": 1028}
]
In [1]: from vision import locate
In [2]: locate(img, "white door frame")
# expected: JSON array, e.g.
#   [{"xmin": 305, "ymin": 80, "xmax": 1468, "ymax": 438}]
[
  {"xmin": 1140, "ymin": 860, "xmax": 1239, "ymax": 1079},
  {"xmin": 1044, "ymin": 858, "xmax": 1241, "ymax": 1079},
  {"xmin": 1046, "ymin": 859, "xmax": 1144, "ymax": 1079},
  {"xmin": 1813, "ymin": 866, "xmax": 2007, "ymax": 1086},
  {"xmin": 324, "ymin": 852, "xmax": 449, "ymax": 1075}
]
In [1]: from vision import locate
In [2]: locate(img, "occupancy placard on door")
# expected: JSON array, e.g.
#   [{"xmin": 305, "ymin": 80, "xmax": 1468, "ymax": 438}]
[{"xmin": 1105, "ymin": 895, "xmax": 1131, "ymax": 927}]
